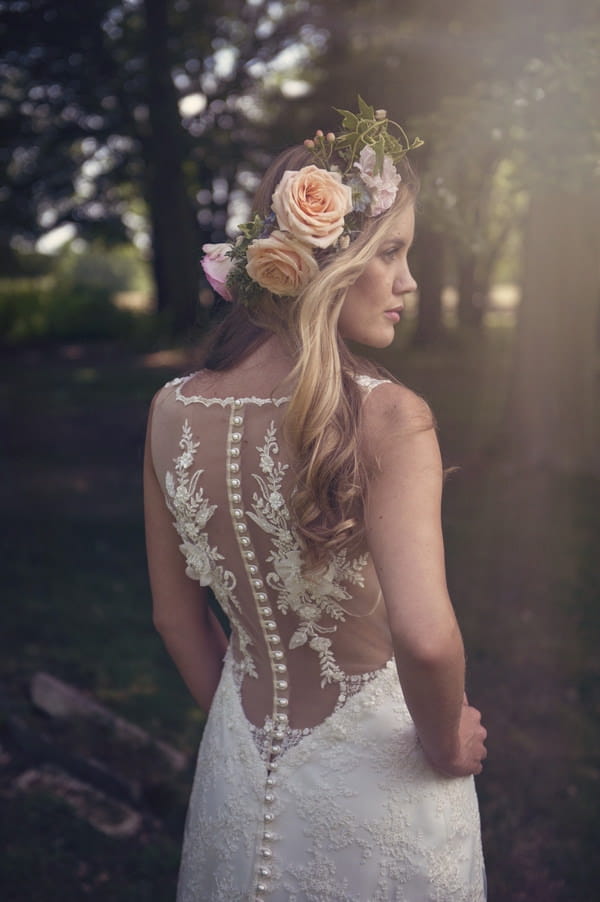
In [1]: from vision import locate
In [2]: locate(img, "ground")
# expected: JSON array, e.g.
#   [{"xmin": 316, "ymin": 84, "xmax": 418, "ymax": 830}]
[{"xmin": 1, "ymin": 330, "xmax": 599, "ymax": 901}]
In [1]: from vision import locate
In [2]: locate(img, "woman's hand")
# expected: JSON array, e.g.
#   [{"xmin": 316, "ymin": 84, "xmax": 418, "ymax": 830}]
[{"xmin": 425, "ymin": 697, "xmax": 488, "ymax": 777}]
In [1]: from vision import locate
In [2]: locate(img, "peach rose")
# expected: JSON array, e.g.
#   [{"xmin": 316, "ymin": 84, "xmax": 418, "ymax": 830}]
[
  {"xmin": 201, "ymin": 243, "xmax": 234, "ymax": 301},
  {"xmin": 246, "ymin": 230, "xmax": 319, "ymax": 297},
  {"xmin": 271, "ymin": 165, "xmax": 353, "ymax": 249}
]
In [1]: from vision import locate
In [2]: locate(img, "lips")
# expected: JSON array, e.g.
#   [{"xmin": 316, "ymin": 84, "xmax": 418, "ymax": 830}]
[{"xmin": 384, "ymin": 307, "xmax": 403, "ymax": 322}]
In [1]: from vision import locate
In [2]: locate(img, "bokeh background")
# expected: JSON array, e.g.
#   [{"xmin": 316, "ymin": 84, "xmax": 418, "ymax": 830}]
[{"xmin": 1, "ymin": 1, "xmax": 599, "ymax": 899}]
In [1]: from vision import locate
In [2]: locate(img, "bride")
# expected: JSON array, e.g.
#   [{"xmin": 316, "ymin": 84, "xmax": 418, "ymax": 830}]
[{"xmin": 144, "ymin": 98, "xmax": 487, "ymax": 901}]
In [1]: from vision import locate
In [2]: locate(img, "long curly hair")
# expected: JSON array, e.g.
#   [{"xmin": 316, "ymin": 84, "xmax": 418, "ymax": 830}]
[{"xmin": 202, "ymin": 145, "xmax": 419, "ymax": 570}]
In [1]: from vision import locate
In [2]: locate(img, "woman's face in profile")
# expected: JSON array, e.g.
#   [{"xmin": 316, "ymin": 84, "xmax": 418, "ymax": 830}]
[{"xmin": 337, "ymin": 204, "xmax": 417, "ymax": 349}]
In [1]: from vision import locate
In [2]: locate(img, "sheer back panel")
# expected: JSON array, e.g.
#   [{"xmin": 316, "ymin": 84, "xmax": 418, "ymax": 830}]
[{"xmin": 150, "ymin": 371, "xmax": 394, "ymax": 744}]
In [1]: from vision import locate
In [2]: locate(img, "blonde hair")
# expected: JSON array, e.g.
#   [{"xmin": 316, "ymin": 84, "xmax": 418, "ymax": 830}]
[
  {"xmin": 204, "ymin": 145, "xmax": 419, "ymax": 569},
  {"xmin": 286, "ymin": 197, "xmax": 417, "ymax": 568}
]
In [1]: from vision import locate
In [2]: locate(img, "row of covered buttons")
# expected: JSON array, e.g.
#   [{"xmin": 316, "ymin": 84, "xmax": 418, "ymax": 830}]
[
  {"xmin": 256, "ymin": 584, "xmax": 288, "ymax": 896},
  {"xmin": 227, "ymin": 404, "xmax": 288, "ymax": 899}
]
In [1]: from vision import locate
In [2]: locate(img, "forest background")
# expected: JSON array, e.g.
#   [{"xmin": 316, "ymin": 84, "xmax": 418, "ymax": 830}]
[{"xmin": 1, "ymin": 1, "xmax": 599, "ymax": 900}]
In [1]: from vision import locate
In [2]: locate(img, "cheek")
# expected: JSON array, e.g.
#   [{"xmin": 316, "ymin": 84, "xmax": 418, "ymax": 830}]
[{"xmin": 338, "ymin": 289, "xmax": 365, "ymax": 338}]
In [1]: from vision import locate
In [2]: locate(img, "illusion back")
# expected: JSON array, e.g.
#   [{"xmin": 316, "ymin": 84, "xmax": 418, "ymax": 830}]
[{"xmin": 150, "ymin": 368, "xmax": 394, "ymax": 758}]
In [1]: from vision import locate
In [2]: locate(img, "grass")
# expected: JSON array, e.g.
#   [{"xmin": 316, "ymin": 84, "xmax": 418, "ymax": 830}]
[{"xmin": 1, "ymin": 325, "xmax": 599, "ymax": 900}]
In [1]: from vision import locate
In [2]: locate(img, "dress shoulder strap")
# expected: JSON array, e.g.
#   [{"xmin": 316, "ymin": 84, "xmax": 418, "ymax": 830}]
[{"xmin": 354, "ymin": 373, "xmax": 393, "ymax": 395}]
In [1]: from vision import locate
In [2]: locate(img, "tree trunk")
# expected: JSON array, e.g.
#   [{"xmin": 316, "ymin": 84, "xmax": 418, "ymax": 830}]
[
  {"xmin": 503, "ymin": 185, "xmax": 600, "ymax": 475},
  {"xmin": 457, "ymin": 256, "xmax": 487, "ymax": 328},
  {"xmin": 412, "ymin": 226, "xmax": 444, "ymax": 346},
  {"xmin": 143, "ymin": 0, "xmax": 199, "ymax": 335}
]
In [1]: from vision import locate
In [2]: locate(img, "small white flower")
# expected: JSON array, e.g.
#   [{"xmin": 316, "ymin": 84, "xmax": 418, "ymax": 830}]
[
  {"xmin": 179, "ymin": 451, "xmax": 193, "ymax": 469},
  {"xmin": 269, "ymin": 491, "xmax": 284, "ymax": 510}
]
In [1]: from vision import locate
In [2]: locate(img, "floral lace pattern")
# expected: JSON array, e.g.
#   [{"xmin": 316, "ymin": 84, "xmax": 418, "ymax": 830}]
[
  {"xmin": 248, "ymin": 421, "xmax": 369, "ymax": 689},
  {"xmin": 164, "ymin": 419, "xmax": 256, "ymax": 678},
  {"xmin": 152, "ymin": 376, "xmax": 485, "ymax": 902},
  {"xmin": 177, "ymin": 652, "xmax": 486, "ymax": 902}
]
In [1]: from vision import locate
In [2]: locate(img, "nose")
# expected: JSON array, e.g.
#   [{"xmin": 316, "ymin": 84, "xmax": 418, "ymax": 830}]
[{"xmin": 393, "ymin": 262, "xmax": 417, "ymax": 295}]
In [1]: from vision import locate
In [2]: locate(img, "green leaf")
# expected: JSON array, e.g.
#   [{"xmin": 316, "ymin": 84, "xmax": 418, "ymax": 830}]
[
  {"xmin": 357, "ymin": 95, "xmax": 375, "ymax": 120},
  {"xmin": 333, "ymin": 107, "xmax": 359, "ymax": 131}
]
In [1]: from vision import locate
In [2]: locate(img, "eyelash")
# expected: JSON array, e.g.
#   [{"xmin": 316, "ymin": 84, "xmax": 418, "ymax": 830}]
[{"xmin": 383, "ymin": 247, "xmax": 401, "ymax": 260}]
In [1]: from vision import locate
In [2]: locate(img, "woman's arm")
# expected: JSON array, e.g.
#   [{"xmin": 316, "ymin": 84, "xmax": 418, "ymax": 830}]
[
  {"xmin": 144, "ymin": 402, "xmax": 228, "ymax": 713},
  {"xmin": 363, "ymin": 383, "xmax": 486, "ymax": 776}
]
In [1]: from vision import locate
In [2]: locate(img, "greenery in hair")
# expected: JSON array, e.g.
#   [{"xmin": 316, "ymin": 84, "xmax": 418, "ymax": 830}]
[
  {"xmin": 205, "ymin": 96, "xmax": 423, "ymax": 306},
  {"xmin": 308, "ymin": 96, "xmax": 424, "ymax": 176},
  {"xmin": 225, "ymin": 213, "xmax": 269, "ymax": 307}
]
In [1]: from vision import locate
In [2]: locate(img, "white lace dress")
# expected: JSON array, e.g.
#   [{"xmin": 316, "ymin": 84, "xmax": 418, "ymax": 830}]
[{"xmin": 149, "ymin": 370, "xmax": 486, "ymax": 902}]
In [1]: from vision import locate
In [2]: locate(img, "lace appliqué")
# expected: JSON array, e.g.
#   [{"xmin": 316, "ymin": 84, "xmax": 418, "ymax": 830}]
[
  {"xmin": 247, "ymin": 421, "xmax": 369, "ymax": 690},
  {"xmin": 165, "ymin": 419, "xmax": 256, "ymax": 678}
]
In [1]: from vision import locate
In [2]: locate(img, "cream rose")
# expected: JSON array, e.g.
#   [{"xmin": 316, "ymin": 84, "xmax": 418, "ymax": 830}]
[
  {"xmin": 271, "ymin": 165, "xmax": 353, "ymax": 249},
  {"xmin": 246, "ymin": 230, "xmax": 319, "ymax": 297}
]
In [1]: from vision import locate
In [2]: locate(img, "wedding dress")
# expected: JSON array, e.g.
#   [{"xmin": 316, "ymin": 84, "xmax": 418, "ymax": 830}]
[{"xmin": 149, "ymin": 366, "xmax": 486, "ymax": 902}]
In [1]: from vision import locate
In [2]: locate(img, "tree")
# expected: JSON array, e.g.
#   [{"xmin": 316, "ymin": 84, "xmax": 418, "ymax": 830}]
[
  {"xmin": 0, "ymin": 0, "xmax": 333, "ymax": 333},
  {"xmin": 411, "ymin": 86, "xmax": 527, "ymax": 339}
]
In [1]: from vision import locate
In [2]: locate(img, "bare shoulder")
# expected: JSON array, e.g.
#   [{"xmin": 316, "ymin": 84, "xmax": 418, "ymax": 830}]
[{"xmin": 361, "ymin": 380, "xmax": 435, "ymax": 439}]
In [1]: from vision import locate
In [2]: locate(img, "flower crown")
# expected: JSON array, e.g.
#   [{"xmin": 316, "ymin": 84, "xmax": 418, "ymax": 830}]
[{"xmin": 201, "ymin": 97, "xmax": 423, "ymax": 304}]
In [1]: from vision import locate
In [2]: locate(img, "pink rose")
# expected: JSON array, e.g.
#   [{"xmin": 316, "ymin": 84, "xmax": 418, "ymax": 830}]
[
  {"xmin": 271, "ymin": 165, "xmax": 353, "ymax": 249},
  {"xmin": 246, "ymin": 230, "xmax": 319, "ymax": 297},
  {"xmin": 201, "ymin": 243, "xmax": 234, "ymax": 301},
  {"xmin": 354, "ymin": 146, "xmax": 401, "ymax": 217}
]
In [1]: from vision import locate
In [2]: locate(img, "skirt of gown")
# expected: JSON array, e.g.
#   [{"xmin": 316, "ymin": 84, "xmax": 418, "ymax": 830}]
[{"xmin": 176, "ymin": 652, "xmax": 486, "ymax": 902}]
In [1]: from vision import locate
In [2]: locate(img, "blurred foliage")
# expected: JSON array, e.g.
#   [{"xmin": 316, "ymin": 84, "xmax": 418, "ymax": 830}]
[
  {"xmin": 0, "ymin": 0, "xmax": 598, "ymax": 336},
  {"xmin": 0, "ymin": 243, "xmax": 155, "ymax": 344}
]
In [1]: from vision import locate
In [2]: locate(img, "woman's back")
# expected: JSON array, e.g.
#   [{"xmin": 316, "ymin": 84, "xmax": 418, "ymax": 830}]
[{"xmin": 150, "ymin": 351, "xmax": 394, "ymax": 751}]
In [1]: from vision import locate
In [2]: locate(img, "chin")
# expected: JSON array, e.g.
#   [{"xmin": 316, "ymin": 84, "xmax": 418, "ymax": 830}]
[
  {"xmin": 360, "ymin": 331, "xmax": 396, "ymax": 349},
  {"xmin": 340, "ymin": 326, "xmax": 396, "ymax": 349}
]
